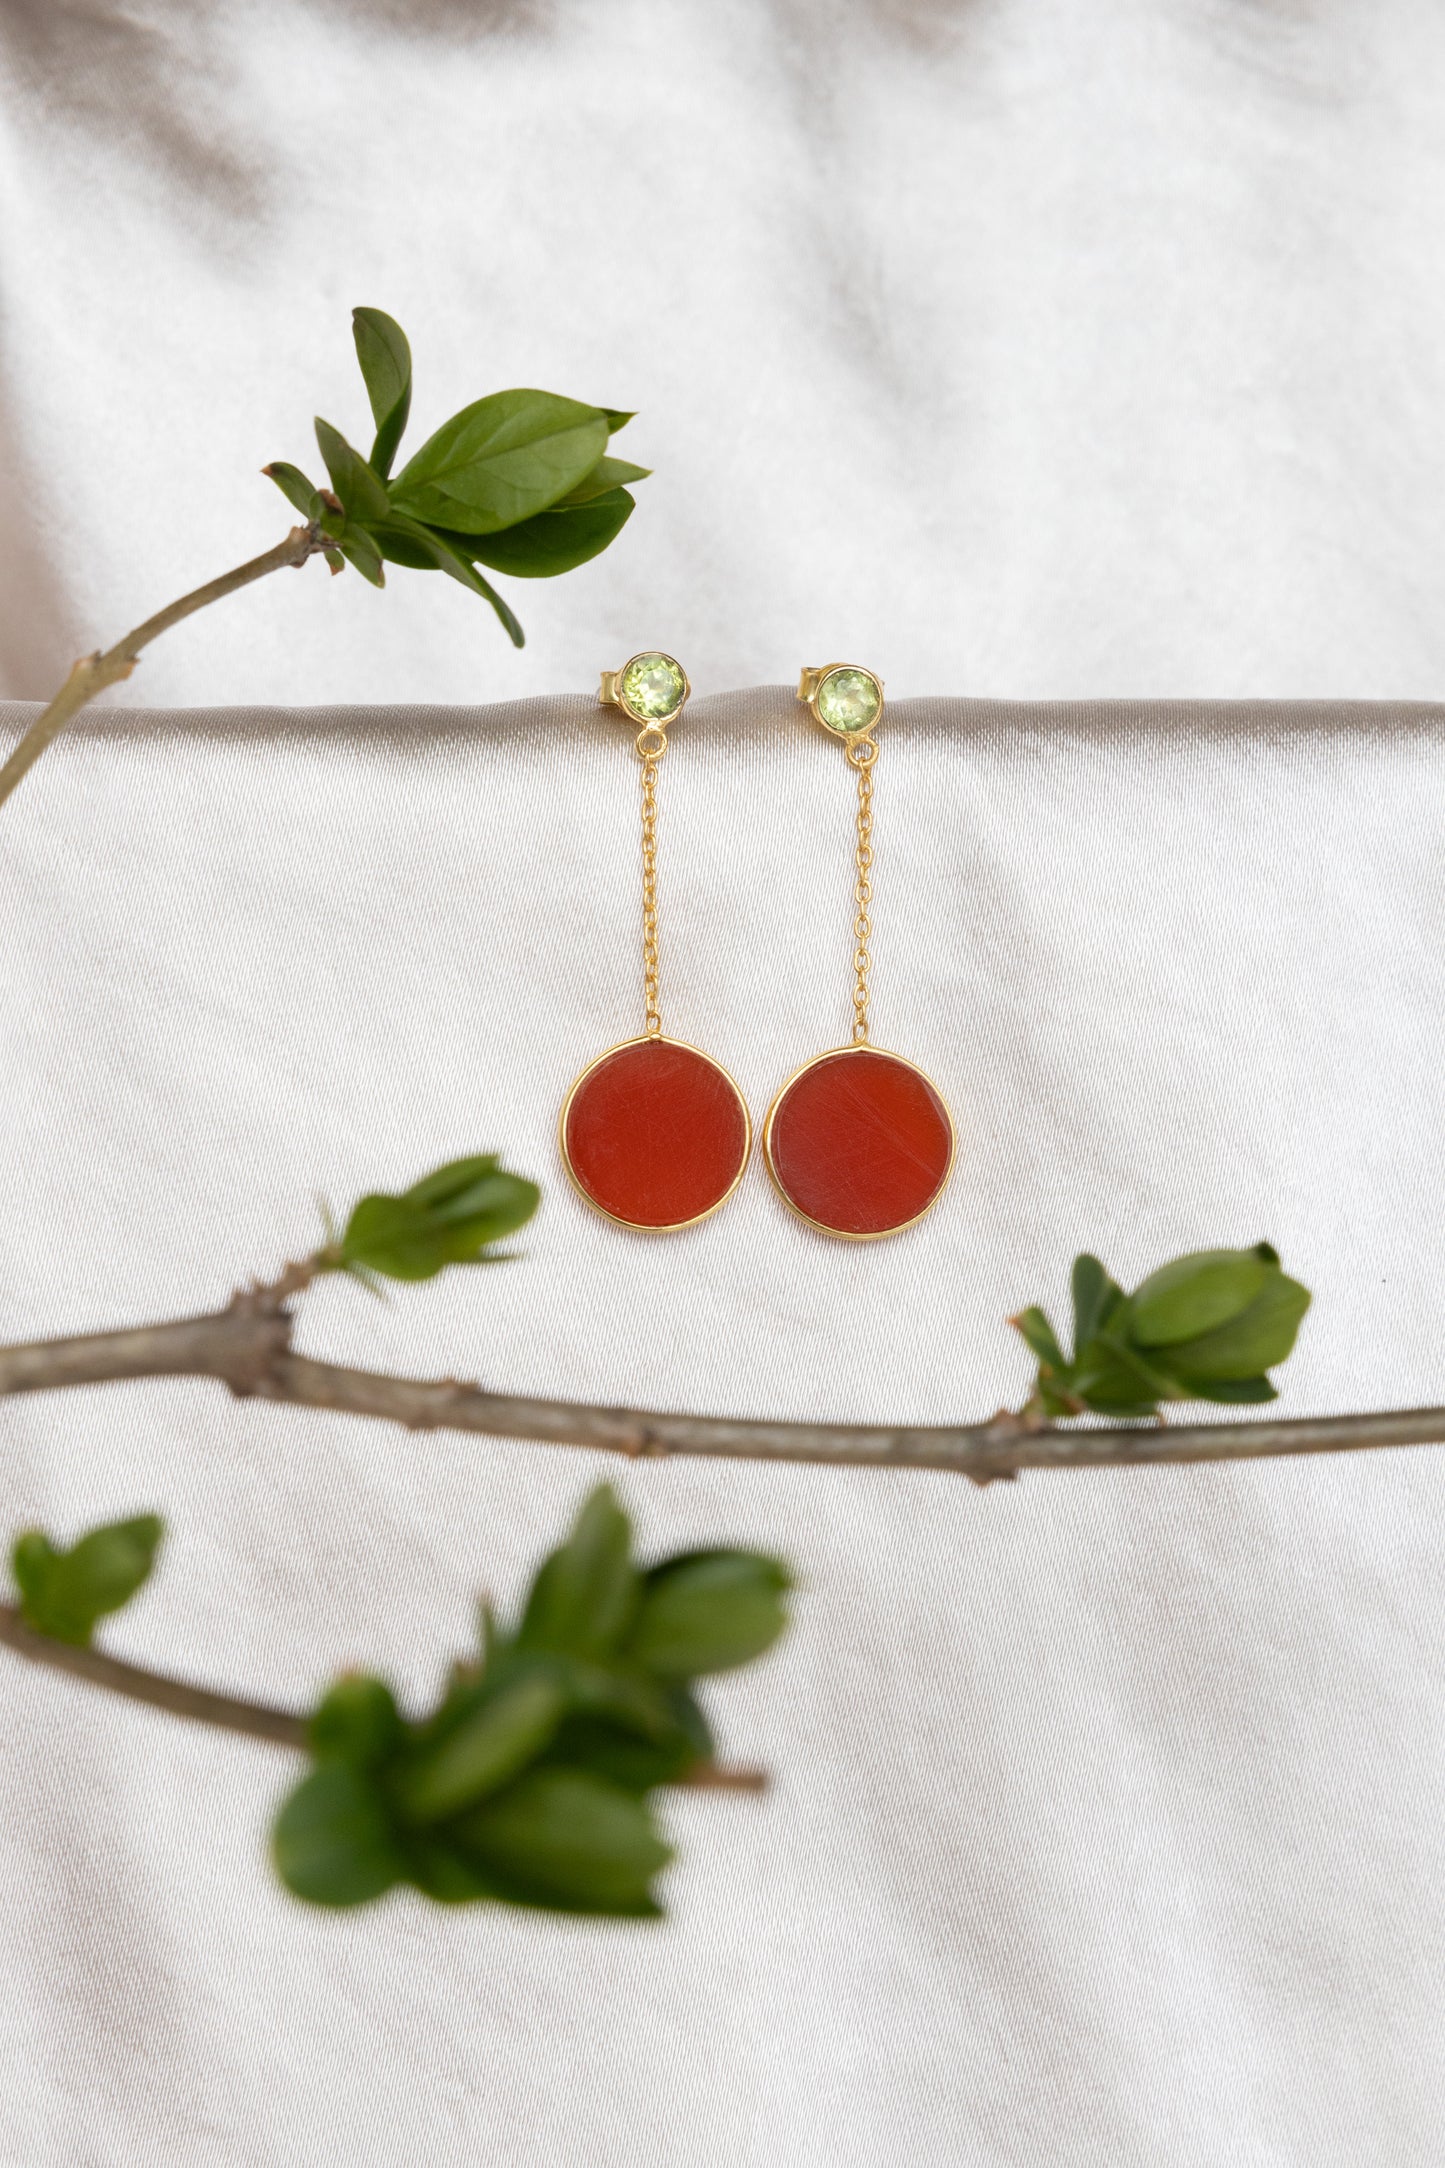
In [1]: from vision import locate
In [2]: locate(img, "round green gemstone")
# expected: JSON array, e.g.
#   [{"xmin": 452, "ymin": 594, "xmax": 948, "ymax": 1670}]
[
  {"xmin": 620, "ymin": 652, "xmax": 687, "ymax": 724},
  {"xmin": 815, "ymin": 667, "xmax": 882, "ymax": 735}
]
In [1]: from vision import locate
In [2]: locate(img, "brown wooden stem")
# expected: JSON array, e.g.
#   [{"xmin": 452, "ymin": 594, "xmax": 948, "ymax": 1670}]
[
  {"xmin": 0, "ymin": 1601, "xmax": 307, "ymax": 1744},
  {"xmin": 0, "ymin": 1602, "xmax": 764, "ymax": 1790},
  {"xmin": 0, "ymin": 1285, "xmax": 1441, "ymax": 1483},
  {"xmin": 0, "ymin": 1273, "xmax": 1436, "ymax": 1780},
  {"xmin": 0, "ymin": 524, "xmax": 329, "ymax": 810}
]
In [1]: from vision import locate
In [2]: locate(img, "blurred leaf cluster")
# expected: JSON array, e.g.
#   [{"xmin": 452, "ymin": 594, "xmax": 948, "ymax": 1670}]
[
  {"xmin": 273, "ymin": 1486, "xmax": 791, "ymax": 1917},
  {"xmin": 13, "ymin": 1515, "xmax": 163, "ymax": 1647},
  {"xmin": 264, "ymin": 307, "xmax": 648, "ymax": 647},
  {"xmin": 324, "ymin": 1154, "xmax": 540, "ymax": 1287},
  {"xmin": 1012, "ymin": 1245, "xmax": 1311, "ymax": 1419}
]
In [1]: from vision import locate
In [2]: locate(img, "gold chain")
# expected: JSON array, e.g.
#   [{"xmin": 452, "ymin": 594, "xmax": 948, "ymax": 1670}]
[
  {"xmin": 637, "ymin": 724, "xmax": 667, "ymax": 1035},
  {"xmin": 847, "ymin": 737, "xmax": 877, "ymax": 1042}
]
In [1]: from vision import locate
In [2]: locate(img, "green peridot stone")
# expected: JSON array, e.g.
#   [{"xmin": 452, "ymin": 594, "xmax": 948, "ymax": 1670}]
[
  {"xmin": 620, "ymin": 652, "xmax": 687, "ymax": 724},
  {"xmin": 816, "ymin": 667, "xmax": 882, "ymax": 735}
]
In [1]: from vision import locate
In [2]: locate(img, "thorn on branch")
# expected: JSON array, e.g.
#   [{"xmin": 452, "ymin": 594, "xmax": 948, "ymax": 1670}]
[
  {"xmin": 681, "ymin": 1761, "xmax": 768, "ymax": 1794},
  {"xmin": 229, "ymin": 1255, "xmax": 322, "ymax": 1318},
  {"xmin": 620, "ymin": 1425, "xmax": 671, "ymax": 1461}
]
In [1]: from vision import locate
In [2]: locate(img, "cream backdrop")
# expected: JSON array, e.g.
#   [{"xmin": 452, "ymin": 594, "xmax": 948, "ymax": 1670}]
[{"xmin": 3, "ymin": 4, "xmax": 1445, "ymax": 2165}]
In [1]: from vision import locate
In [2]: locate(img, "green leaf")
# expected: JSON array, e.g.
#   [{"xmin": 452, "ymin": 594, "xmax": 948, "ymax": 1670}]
[
  {"xmin": 1030, "ymin": 1243, "xmax": 1312, "ymax": 1419},
  {"xmin": 627, "ymin": 1551, "xmax": 791, "ymax": 1679},
  {"xmin": 451, "ymin": 1768, "xmax": 671, "ymax": 1917},
  {"xmin": 663, "ymin": 1681, "xmax": 712, "ymax": 1762},
  {"xmin": 273, "ymin": 1764, "xmax": 404, "ymax": 1909},
  {"xmin": 262, "ymin": 461, "xmax": 323, "ymax": 518},
  {"xmin": 1189, "ymin": 1375, "xmax": 1279, "ymax": 1404},
  {"xmin": 574, "ymin": 1661, "xmax": 679, "ymax": 1737},
  {"xmin": 313, "ymin": 417, "xmax": 390, "ymax": 523},
  {"xmin": 517, "ymin": 1485, "xmax": 638, "ymax": 1660},
  {"xmin": 475, "ymin": 1645, "xmax": 686, "ymax": 1746},
  {"xmin": 309, "ymin": 1675, "xmax": 405, "ymax": 1768},
  {"xmin": 1130, "ymin": 1248, "xmax": 1272, "ymax": 1350},
  {"xmin": 538, "ymin": 1702, "xmax": 701, "ymax": 1794},
  {"xmin": 396, "ymin": 1675, "xmax": 567, "ymax": 1823},
  {"xmin": 1070, "ymin": 1333, "xmax": 1181, "ymax": 1415},
  {"xmin": 337, "ymin": 526, "xmax": 386, "ymax": 588},
  {"xmin": 368, "ymin": 522, "xmax": 439, "ymax": 571},
  {"xmin": 553, "ymin": 456, "xmax": 651, "ymax": 507},
  {"xmin": 1159, "ymin": 1268, "xmax": 1311, "ymax": 1383},
  {"xmin": 601, "ymin": 409, "xmax": 635, "ymax": 434},
  {"xmin": 371, "ymin": 511, "xmax": 525, "ymax": 646},
  {"xmin": 1071, "ymin": 1255, "xmax": 1123, "ymax": 1356},
  {"xmin": 338, "ymin": 1158, "xmax": 539, "ymax": 1281},
  {"xmin": 389, "ymin": 391, "xmax": 608, "ymax": 535},
  {"xmin": 338, "ymin": 1196, "xmax": 450, "ymax": 1280},
  {"xmin": 411, "ymin": 1162, "xmax": 539, "ymax": 1238},
  {"xmin": 461, "ymin": 489, "xmax": 635, "ymax": 580},
  {"xmin": 352, "ymin": 307, "xmax": 412, "ymax": 479},
  {"xmin": 1010, "ymin": 1305, "xmax": 1067, "ymax": 1371},
  {"xmin": 404, "ymin": 1835, "xmax": 501, "ymax": 1904},
  {"xmin": 1033, "ymin": 1372, "xmax": 1086, "ymax": 1419},
  {"xmin": 402, "ymin": 1155, "xmax": 502, "ymax": 1213},
  {"xmin": 338, "ymin": 1194, "xmax": 519, "ymax": 1279},
  {"xmin": 11, "ymin": 1533, "xmax": 55, "ymax": 1615},
  {"xmin": 13, "ymin": 1515, "xmax": 163, "ymax": 1647}
]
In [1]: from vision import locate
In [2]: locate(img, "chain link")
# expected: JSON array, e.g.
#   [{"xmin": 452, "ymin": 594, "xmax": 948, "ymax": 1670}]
[
  {"xmin": 637, "ymin": 727, "xmax": 666, "ymax": 1035},
  {"xmin": 847, "ymin": 737, "xmax": 877, "ymax": 1042}
]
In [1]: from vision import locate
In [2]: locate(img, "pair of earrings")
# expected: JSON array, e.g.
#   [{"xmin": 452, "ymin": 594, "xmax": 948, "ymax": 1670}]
[{"xmin": 559, "ymin": 654, "xmax": 955, "ymax": 1242}]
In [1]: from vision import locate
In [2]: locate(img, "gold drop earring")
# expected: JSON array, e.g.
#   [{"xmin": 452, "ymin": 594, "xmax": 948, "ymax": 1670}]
[
  {"xmin": 560, "ymin": 653, "xmax": 751, "ymax": 1231},
  {"xmin": 762, "ymin": 665, "xmax": 955, "ymax": 1239}
]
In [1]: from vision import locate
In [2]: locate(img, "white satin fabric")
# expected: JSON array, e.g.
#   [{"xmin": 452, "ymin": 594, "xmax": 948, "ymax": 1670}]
[{"xmin": 3, "ymin": 3, "xmax": 1445, "ymax": 2162}]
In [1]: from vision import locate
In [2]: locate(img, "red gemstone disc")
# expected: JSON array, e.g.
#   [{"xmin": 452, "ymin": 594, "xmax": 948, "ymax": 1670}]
[
  {"xmin": 561, "ymin": 1036, "xmax": 751, "ymax": 1230},
  {"xmin": 764, "ymin": 1046, "xmax": 954, "ymax": 1238}
]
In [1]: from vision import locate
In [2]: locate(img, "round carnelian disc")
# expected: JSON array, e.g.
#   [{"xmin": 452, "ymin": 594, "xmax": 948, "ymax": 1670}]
[
  {"xmin": 564, "ymin": 1037, "xmax": 749, "ymax": 1230},
  {"xmin": 766, "ymin": 1048, "xmax": 953, "ymax": 1237}
]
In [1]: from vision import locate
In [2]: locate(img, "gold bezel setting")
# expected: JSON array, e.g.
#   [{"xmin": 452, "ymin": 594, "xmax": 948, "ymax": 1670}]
[
  {"xmin": 797, "ymin": 663, "xmax": 884, "ymax": 744},
  {"xmin": 559, "ymin": 1033, "xmax": 753, "ymax": 1233},
  {"xmin": 600, "ymin": 651, "xmax": 692, "ymax": 730},
  {"xmin": 761, "ymin": 1042, "xmax": 956, "ymax": 1241}
]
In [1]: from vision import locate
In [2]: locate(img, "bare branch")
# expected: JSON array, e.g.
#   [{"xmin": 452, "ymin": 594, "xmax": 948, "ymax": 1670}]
[
  {"xmin": 0, "ymin": 1602, "xmax": 305, "ymax": 1746},
  {"xmin": 0, "ymin": 524, "xmax": 332, "ymax": 811},
  {"xmin": 0, "ymin": 1301, "xmax": 1441, "ymax": 1481}
]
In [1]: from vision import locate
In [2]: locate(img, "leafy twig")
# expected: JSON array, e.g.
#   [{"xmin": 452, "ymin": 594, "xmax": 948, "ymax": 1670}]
[
  {"xmin": 0, "ymin": 1601, "xmax": 764, "ymax": 1787},
  {"xmin": 1011, "ymin": 1246, "xmax": 1312, "ymax": 1419},
  {"xmin": 0, "ymin": 524, "xmax": 329, "ymax": 811},
  {"xmin": 0, "ymin": 305, "xmax": 650, "ymax": 811}
]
